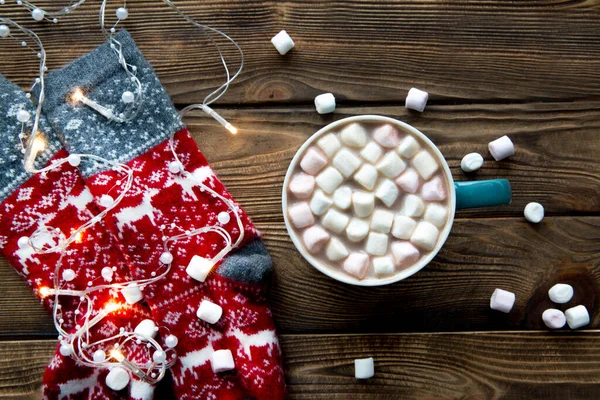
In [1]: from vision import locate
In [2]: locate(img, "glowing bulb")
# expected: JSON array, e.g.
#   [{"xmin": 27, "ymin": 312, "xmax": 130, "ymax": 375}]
[
  {"xmin": 39, "ymin": 286, "xmax": 51, "ymax": 298},
  {"xmin": 71, "ymin": 88, "xmax": 84, "ymax": 103},
  {"xmin": 73, "ymin": 231, "xmax": 83, "ymax": 243},
  {"xmin": 32, "ymin": 135, "xmax": 46, "ymax": 153},
  {"xmin": 104, "ymin": 301, "xmax": 122, "ymax": 313},
  {"xmin": 110, "ymin": 348, "xmax": 125, "ymax": 362},
  {"xmin": 225, "ymin": 123, "xmax": 238, "ymax": 135}
]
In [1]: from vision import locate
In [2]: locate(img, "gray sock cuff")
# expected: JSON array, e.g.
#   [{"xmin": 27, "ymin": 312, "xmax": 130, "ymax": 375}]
[{"xmin": 217, "ymin": 238, "xmax": 273, "ymax": 285}]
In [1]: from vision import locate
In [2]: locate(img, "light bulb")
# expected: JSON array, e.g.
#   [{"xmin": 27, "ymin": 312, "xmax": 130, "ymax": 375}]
[
  {"xmin": 110, "ymin": 348, "xmax": 125, "ymax": 362},
  {"xmin": 225, "ymin": 123, "xmax": 238, "ymax": 135},
  {"xmin": 104, "ymin": 301, "xmax": 122, "ymax": 313},
  {"xmin": 39, "ymin": 286, "xmax": 51, "ymax": 298},
  {"xmin": 71, "ymin": 88, "xmax": 85, "ymax": 103}
]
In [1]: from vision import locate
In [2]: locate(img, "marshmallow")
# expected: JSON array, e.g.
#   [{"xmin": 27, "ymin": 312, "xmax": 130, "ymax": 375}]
[
  {"xmin": 524, "ymin": 202, "xmax": 544, "ymax": 224},
  {"xmin": 360, "ymin": 142, "xmax": 383, "ymax": 164},
  {"xmin": 325, "ymin": 237, "xmax": 349, "ymax": 261},
  {"xmin": 565, "ymin": 305, "xmax": 590, "ymax": 329},
  {"xmin": 314, "ymin": 93, "xmax": 336, "ymax": 114},
  {"xmin": 548, "ymin": 283, "xmax": 574, "ymax": 304},
  {"xmin": 186, "ymin": 255, "xmax": 215, "ymax": 282},
  {"xmin": 322, "ymin": 208, "xmax": 350, "ymax": 234},
  {"xmin": 288, "ymin": 202, "xmax": 315, "ymax": 229},
  {"xmin": 365, "ymin": 232, "xmax": 389, "ymax": 256},
  {"xmin": 376, "ymin": 152, "xmax": 406, "ymax": 178},
  {"xmin": 315, "ymin": 167, "xmax": 344, "ymax": 194},
  {"xmin": 333, "ymin": 149, "xmax": 362, "ymax": 177},
  {"xmin": 391, "ymin": 215, "xmax": 417, "ymax": 240},
  {"xmin": 333, "ymin": 186, "xmax": 352, "ymax": 210},
  {"xmin": 134, "ymin": 319, "xmax": 158, "ymax": 340},
  {"xmin": 395, "ymin": 169, "xmax": 420, "ymax": 194},
  {"xmin": 488, "ymin": 135, "xmax": 514, "ymax": 161},
  {"xmin": 355, "ymin": 357, "xmax": 375, "ymax": 379},
  {"xmin": 370, "ymin": 209, "xmax": 394, "ymax": 233},
  {"xmin": 340, "ymin": 123, "xmax": 368, "ymax": 148},
  {"xmin": 390, "ymin": 241, "xmax": 420, "ymax": 267},
  {"xmin": 352, "ymin": 191, "xmax": 375, "ymax": 218},
  {"xmin": 397, "ymin": 136, "xmax": 420, "ymax": 159},
  {"xmin": 412, "ymin": 151, "xmax": 439, "ymax": 180},
  {"xmin": 354, "ymin": 164, "xmax": 378, "ymax": 191},
  {"xmin": 421, "ymin": 176, "xmax": 447, "ymax": 201},
  {"xmin": 372, "ymin": 124, "xmax": 400, "ymax": 148},
  {"xmin": 106, "ymin": 367, "xmax": 130, "ymax": 391},
  {"xmin": 373, "ymin": 256, "xmax": 395, "ymax": 276},
  {"xmin": 310, "ymin": 189, "xmax": 333, "ymax": 216},
  {"xmin": 489, "ymin": 288, "xmax": 515, "ymax": 313},
  {"xmin": 317, "ymin": 133, "xmax": 342, "ymax": 158},
  {"xmin": 346, "ymin": 218, "xmax": 370, "ymax": 242},
  {"xmin": 400, "ymin": 194, "xmax": 425, "ymax": 217},
  {"xmin": 300, "ymin": 147, "xmax": 328, "ymax": 175},
  {"xmin": 211, "ymin": 349, "xmax": 235, "ymax": 373},
  {"xmin": 196, "ymin": 300, "xmax": 223, "ymax": 324},
  {"xmin": 423, "ymin": 204, "xmax": 448, "ymax": 228},
  {"xmin": 460, "ymin": 153, "xmax": 484, "ymax": 172},
  {"xmin": 405, "ymin": 87, "xmax": 429, "ymax": 112},
  {"xmin": 271, "ymin": 30, "xmax": 294, "ymax": 55},
  {"xmin": 410, "ymin": 221, "xmax": 439, "ymax": 251},
  {"xmin": 121, "ymin": 283, "xmax": 144, "ymax": 304},
  {"xmin": 289, "ymin": 173, "xmax": 315, "ymax": 199},
  {"xmin": 375, "ymin": 179, "xmax": 399, "ymax": 207},
  {"xmin": 302, "ymin": 225, "xmax": 330, "ymax": 253},
  {"xmin": 542, "ymin": 309, "xmax": 566, "ymax": 329},
  {"xmin": 343, "ymin": 252, "xmax": 370, "ymax": 279}
]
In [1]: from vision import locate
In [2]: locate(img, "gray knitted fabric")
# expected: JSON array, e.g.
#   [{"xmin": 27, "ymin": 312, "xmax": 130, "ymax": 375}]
[
  {"xmin": 40, "ymin": 30, "xmax": 184, "ymax": 177},
  {"xmin": 217, "ymin": 238, "xmax": 272, "ymax": 284},
  {"xmin": 0, "ymin": 75, "xmax": 62, "ymax": 203}
]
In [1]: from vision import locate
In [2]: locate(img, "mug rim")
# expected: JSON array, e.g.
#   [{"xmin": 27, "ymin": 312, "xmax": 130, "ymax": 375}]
[{"xmin": 282, "ymin": 115, "xmax": 456, "ymax": 286}]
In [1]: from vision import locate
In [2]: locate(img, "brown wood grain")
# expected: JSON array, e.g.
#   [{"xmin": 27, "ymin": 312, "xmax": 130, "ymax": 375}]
[
  {"xmin": 0, "ymin": 0, "xmax": 599, "ymax": 104},
  {"xmin": 4, "ymin": 332, "xmax": 600, "ymax": 399}
]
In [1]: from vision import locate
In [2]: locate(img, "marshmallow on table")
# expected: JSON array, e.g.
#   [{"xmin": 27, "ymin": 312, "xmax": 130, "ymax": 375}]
[
  {"xmin": 343, "ymin": 252, "xmax": 370, "ymax": 279},
  {"xmin": 391, "ymin": 215, "xmax": 417, "ymax": 240},
  {"xmin": 288, "ymin": 202, "xmax": 315, "ymax": 229},
  {"xmin": 365, "ymin": 232, "xmax": 389, "ymax": 256},
  {"xmin": 542, "ymin": 309, "xmax": 566, "ymax": 329},
  {"xmin": 548, "ymin": 283, "xmax": 574, "ymax": 304},
  {"xmin": 314, "ymin": 93, "xmax": 336, "ymax": 114},
  {"xmin": 376, "ymin": 152, "xmax": 406, "ymax": 178},
  {"xmin": 300, "ymin": 147, "xmax": 328, "ymax": 175},
  {"xmin": 106, "ymin": 367, "xmax": 130, "ymax": 391},
  {"xmin": 410, "ymin": 221, "xmax": 439, "ymax": 251},
  {"xmin": 421, "ymin": 176, "xmax": 447, "ymax": 201},
  {"xmin": 325, "ymin": 237, "xmax": 349, "ymax": 261},
  {"xmin": 134, "ymin": 319, "xmax": 158, "ymax": 339},
  {"xmin": 340, "ymin": 123, "xmax": 368, "ymax": 148},
  {"xmin": 488, "ymin": 135, "xmax": 514, "ymax": 161},
  {"xmin": 375, "ymin": 179, "xmax": 399, "ymax": 207},
  {"xmin": 355, "ymin": 357, "xmax": 375, "ymax": 379},
  {"xmin": 315, "ymin": 166, "xmax": 344, "ymax": 194},
  {"xmin": 333, "ymin": 149, "xmax": 362, "ymax": 177},
  {"xmin": 372, "ymin": 124, "xmax": 400, "ymax": 148},
  {"xmin": 370, "ymin": 209, "xmax": 394, "ymax": 233},
  {"xmin": 360, "ymin": 141, "xmax": 383, "ymax": 164},
  {"xmin": 395, "ymin": 169, "xmax": 420, "ymax": 194},
  {"xmin": 333, "ymin": 186, "xmax": 352, "ymax": 210},
  {"xmin": 398, "ymin": 136, "xmax": 420, "ymax": 159},
  {"xmin": 400, "ymin": 194, "xmax": 425, "ymax": 218},
  {"xmin": 302, "ymin": 225, "xmax": 331, "ymax": 253},
  {"xmin": 490, "ymin": 288, "xmax": 515, "ymax": 313},
  {"xmin": 322, "ymin": 208, "xmax": 351, "ymax": 234},
  {"xmin": 317, "ymin": 133, "xmax": 342, "ymax": 158},
  {"xmin": 271, "ymin": 30, "xmax": 294, "ymax": 55},
  {"xmin": 424, "ymin": 204, "xmax": 448, "ymax": 228},
  {"xmin": 390, "ymin": 241, "xmax": 420, "ymax": 267},
  {"xmin": 310, "ymin": 189, "xmax": 333, "ymax": 216},
  {"xmin": 461, "ymin": 153, "xmax": 484, "ymax": 172},
  {"xmin": 352, "ymin": 191, "xmax": 375, "ymax": 218},
  {"xmin": 373, "ymin": 256, "xmax": 395, "ymax": 276},
  {"xmin": 405, "ymin": 87, "xmax": 429, "ymax": 112},
  {"xmin": 412, "ymin": 150, "xmax": 439, "ymax": 180},
  {"xmin": 354, "ymin": 164, "xmax": 379, "ymax": 191},
  {"xmin": 565, "ymin": 305, "xmax": 590, "ymax": 329},
  {"xmin": 211, "ymin": 349, "xmax": 235, "ymax": 373},
  {"xmin": 289, "ymin": 172, "xmax": 315, "ymax": 199},
  {"xmin": 196, "ymin": 300, "xmax": 223, "ymax": 324},
  {"xmin": 524, "ymin": 202, "xmax": 544, "ymax": 224},
  {"xmin": 346, "ymin": 218, "xmax": 370, "ymax": 242}
]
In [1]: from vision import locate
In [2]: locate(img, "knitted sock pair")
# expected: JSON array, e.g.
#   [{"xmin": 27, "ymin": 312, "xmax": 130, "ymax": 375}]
[{"xmin": 0, "ymin": 31, "xmax": 285, "ymax": 400}]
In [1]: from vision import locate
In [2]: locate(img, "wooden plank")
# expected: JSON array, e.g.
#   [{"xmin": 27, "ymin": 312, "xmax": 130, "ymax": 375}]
[
  {"xmin": 0, "ymin": 1, "xmax": 599, "ymax": 104},
  {"xmin": 1, "ymin": 215, "xmax": 599, "ymax": 335},
  {"xmin": 4, "ymin": 332, "xmax": 600, "ymax": 399}
]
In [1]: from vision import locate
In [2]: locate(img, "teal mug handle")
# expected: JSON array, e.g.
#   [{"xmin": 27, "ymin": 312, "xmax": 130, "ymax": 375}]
[{"xmin": 454, "ymin": 179, "xmax": 512, "ymax": 209}]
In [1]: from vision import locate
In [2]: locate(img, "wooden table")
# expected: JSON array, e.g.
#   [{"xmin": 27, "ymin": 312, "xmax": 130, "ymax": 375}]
[{"xmin": 1, "ymin": 1, "xmax": 599, "ymax": 398}]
